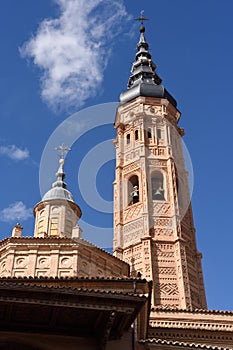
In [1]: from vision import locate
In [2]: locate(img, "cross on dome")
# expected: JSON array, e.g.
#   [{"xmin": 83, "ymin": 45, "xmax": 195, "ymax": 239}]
[
  {"xmin": 55, "ymin": 144, "xmax": 71, "ymax": 161},
  {"xmin": 134, "ymin": 10, "xmax": 149, "ymax": 25}
]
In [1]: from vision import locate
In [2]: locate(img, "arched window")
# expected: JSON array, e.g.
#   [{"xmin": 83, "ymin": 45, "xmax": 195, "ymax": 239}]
[
  {"xmin": 147, "ymin": 128, "xmax": 152, "ymax": 139},
  {"xmin": 151, "ymin": 171, "xmax": 165, "ymax": 200},
  {"xmin": 135, "ymin": 130, "xmax": 139, "ymax": 140},
  {"xmin": 65, "ymin": 220, "xmax": 73, "ymax": 237},
  {"xmin": 38, "ymin": 219, "xmax": 44, "ymax": 234},
  {"xmin": 126, "ymin": 134, "xmax": 130, "ymax": 144},
  {"xmin": 128, "ymin": 175, "xmax": 139, "ymax": 205},
  {"xmin": 50, "ymin": 217, "xmax": 58, "ymax": 235}
]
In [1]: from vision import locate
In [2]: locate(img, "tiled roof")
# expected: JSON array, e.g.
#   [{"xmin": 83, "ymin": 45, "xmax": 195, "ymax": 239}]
[
  {"xmin": 0, "ymin": 275, "xmax": 147, "ymax": 282},
  {"xmin": 0, "ymin": 276, "xmax": 152, "ymax": 297},
  {"xmin": 139, "ymin": 338, "xmax": 232, "ymax": 350},
  {"xmin": 0, "ymin": 281, "xmax": 148, "ymax": 299}
]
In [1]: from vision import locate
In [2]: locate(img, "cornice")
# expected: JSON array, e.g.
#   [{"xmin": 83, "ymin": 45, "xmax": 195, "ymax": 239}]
[
  {"xmin": 139, "ymin": 338, "xmax": 232, "ymax": 350},
  {"xmin": 0, "ymin": 236, "xmax": 128, "ymax": 266},
  {"xmin": 149, "ymin": 308, "xmax": 233, "ymax": 333},
  {"xmin": 150, "ymin": 308, "xmax": 233, "ymax": 316}
]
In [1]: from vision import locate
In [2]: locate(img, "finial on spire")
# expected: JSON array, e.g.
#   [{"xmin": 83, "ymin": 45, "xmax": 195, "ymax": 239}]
[
  {"xmin": 134, "ymin": 10, "xmax": 149, "ymax": 25},
  {"xmin": 135, "ymin": 10, "xmax": 149, "ymax": 35},
  {"xmin": 119, "ymin": 11, "xmax": 177, "ymax": 107},
  {"xmin": 55, "ymin": 144, "xmax": 71, "ymax": 165},
  {"xmin": 52, "ymin": 144, "xmax": 71, "ymax": 188}
]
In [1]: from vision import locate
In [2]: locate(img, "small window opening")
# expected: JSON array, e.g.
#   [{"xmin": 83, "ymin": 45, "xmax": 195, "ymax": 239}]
[
  {"xmin": 38, "ymin": 220, "xmax": 44, "ymax": 234},
  {"xmin": 151, "ymin": 171, "xmax": 165, "ymax": 200},
  {"xmin": 135, "ymin": 130, "xmax": 139, "ymax": 140},
  {"xmin": 65, "ymin": 220, "xmax": 73, "ymax": 237},
  {"xmin": 128, "ymin": 175, "xmax": 139, "ymax": 205},
  {"xmin": 157, "ymin": 128, "xmax": 161, "ymax": 139},
  {"xmin": 50, "ymin": 217, "xmax": 58, "ymax": 235},
  {"xmin": 147, "ymin": 128, "xmax": 152, "ymax": 139},
  {"xmin": 166, "ymin": 126, "xmax": 170, "ymax": 144},
  {"xmin": 126, "ymin": 134, "xmax": 130, "ymax": 144}
]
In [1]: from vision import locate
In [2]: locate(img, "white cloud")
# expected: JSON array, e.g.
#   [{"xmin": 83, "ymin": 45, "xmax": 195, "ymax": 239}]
[
  {"xmin": 0, "ymin": 145, "xmax": 29, "ymax": 161},
  {"xmin": 0, "ymin": 202, "xmax": 33, "ymax": 222},
  {"xmin": 20, "ymin": 0, "xmax": 130, "ymax": 111}
]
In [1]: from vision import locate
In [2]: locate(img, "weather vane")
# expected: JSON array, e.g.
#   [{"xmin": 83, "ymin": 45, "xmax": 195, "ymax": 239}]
[
  {"xmin": 134, "ymin": 10, "xmax": 149, "ymax": 25},
  {"xmin": 55, "ymin": 144, "xmax": 71, "ymax": 160}
]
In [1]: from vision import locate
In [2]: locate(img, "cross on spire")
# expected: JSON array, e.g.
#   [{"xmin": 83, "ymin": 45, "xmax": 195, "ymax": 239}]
[
  {"xmin": 134, "ymin": 10, "xmax": 149, "ymax": 25},
  {"xmin": 55, "ymin": 144, "xmax": 71, "ymax": 160}
]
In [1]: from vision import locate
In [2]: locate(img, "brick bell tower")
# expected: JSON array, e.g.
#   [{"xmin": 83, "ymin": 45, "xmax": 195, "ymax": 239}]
[{"xmin": 113, "ymin": 16, "xmax": 206, "ymax": 310}]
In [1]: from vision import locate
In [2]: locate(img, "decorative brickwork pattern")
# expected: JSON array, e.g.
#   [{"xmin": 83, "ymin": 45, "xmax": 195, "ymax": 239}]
[{"xmin": 113, "ymin": 96, "xmax": 207, "ymax": 310}]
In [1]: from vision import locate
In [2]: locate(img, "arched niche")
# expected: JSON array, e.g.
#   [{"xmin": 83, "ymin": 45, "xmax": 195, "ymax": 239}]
[
  {"xmin": 151, "ymin": 171, "xmax": 165, "ymax": 200},
  {"xmin": 128, "ymin": 175, "xmax": 139, "ymax": 205}
]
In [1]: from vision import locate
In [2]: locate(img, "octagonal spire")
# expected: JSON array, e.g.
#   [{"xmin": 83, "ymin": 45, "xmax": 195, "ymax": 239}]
[{"xmin": 120, "ymin": 14, "xmax": 177, "ymax": 107}]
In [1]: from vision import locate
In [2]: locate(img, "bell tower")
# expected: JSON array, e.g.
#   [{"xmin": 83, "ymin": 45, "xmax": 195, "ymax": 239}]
[{"xmin": 113, "ymin": 17, "xmax": 206, "ymax": 310}]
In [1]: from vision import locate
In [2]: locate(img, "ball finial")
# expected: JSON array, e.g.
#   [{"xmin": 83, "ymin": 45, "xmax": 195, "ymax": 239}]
[{"xmin": 140, "ymin": 25, "xmax": 145, "ymax": 33}]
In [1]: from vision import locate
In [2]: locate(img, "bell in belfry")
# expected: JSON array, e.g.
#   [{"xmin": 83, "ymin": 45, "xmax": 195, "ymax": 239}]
[{"xmin": 131, "ymin": 185, "xmax": 139, "ymax": 204}]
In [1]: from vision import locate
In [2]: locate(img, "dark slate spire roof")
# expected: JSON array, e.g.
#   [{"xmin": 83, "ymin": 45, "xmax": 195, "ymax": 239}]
[{"xmin": 120, "ymin": 22, "xmax": 177, "ymax": 107}]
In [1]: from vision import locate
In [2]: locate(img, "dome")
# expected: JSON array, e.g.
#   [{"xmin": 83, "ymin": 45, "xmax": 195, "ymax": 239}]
[
  {"xmin": 42, "ymin": 186, "xmax": 74, "ymax": 202},
  {"xmin": 41, "ymin": 149, "xmax": 75, "ymax": 203}
]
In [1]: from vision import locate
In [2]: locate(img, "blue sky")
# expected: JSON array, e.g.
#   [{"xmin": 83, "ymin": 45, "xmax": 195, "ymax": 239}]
[{"xmin": 0, "ymin": 0, "xmax": 233, "ymax": 310}]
